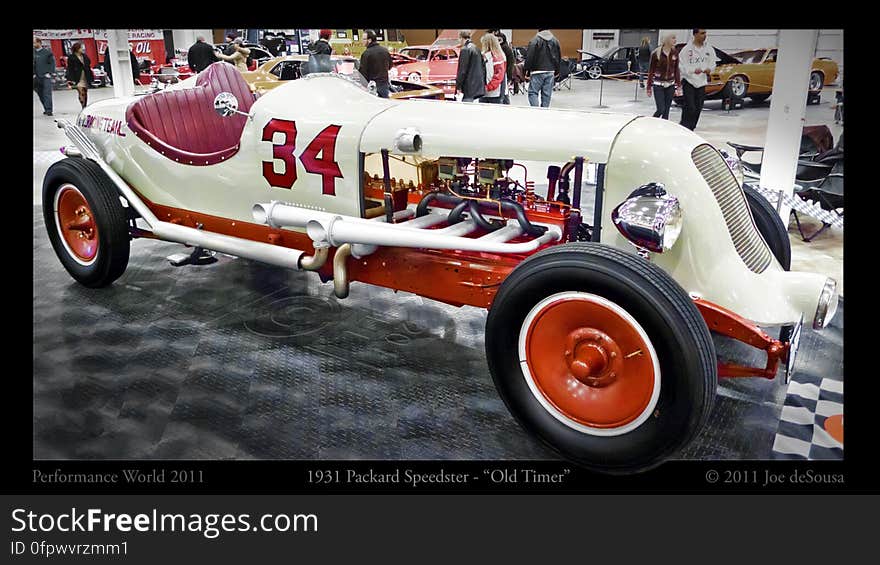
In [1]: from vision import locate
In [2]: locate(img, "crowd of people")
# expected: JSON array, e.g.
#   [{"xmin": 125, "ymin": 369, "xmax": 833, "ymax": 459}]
[{"xmin": 36, "ymin": 28, "xmax": 716, "ymax": 131}]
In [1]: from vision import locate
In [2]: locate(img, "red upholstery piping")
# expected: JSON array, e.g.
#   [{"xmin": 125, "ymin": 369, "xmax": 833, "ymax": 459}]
[{"xmin": 125, "ymin": 63, "xmax": 255, "ymax": 166}]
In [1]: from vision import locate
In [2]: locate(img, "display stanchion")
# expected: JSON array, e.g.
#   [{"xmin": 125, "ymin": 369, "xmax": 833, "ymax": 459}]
[
  {"xmin": 594, "ymin": 77, "xmax": 608, "ymax": 109},
  {"xmin": 632, "ymin": 72, "xmax": 640, "ymax": 102}
]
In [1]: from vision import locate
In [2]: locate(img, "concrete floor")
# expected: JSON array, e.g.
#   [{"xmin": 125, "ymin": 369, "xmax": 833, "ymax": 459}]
[{"xmin": 33, "ymin": 78, "xmax": 844, "ymax": 294}]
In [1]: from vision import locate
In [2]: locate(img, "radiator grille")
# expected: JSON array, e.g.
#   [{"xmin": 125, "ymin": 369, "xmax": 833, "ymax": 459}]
[{"xmin": 691, "ymin": 144, "xmax": 772, "ymax": 273}]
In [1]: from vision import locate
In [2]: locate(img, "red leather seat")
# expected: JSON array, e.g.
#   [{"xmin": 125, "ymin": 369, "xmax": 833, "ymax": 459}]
[{"xmin": 125, "ymin": 62, "xmax": 254, "ymax": 166}]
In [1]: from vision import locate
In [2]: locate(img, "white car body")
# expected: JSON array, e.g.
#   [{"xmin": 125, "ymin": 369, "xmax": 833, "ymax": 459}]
[{"xmin": 78, "ymin": 72, "xmax": 834, "ymax": 329}]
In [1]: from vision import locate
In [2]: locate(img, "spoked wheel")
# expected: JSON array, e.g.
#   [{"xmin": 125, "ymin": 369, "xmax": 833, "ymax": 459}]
[
  {"xmin": 42, "ymin": 158, "xmax": 130, "ymax": 287},
  {"xmin": 485, "ymin": 243, "xmax": 717, "ymax": 473},
  {"xmin": 586, "ymin": 64, "xmax": 603, "ymax": 80},
  {"xmin": 407, "ymin": 72, "xmax": 422, "ymax": 83}
]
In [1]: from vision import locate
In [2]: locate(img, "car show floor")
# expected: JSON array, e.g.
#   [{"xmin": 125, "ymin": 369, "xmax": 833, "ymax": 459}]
[{"xmin": 33, "ymin": 78, "xmax": 844, "ymax": 462}]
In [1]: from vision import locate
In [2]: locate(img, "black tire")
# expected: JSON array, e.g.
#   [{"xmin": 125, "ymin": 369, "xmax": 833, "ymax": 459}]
[
  {"xmin": 742, "ymin": 184, "xmax": 791, "ymax": 270},
  {"xmin": 485, "ymin": 242, "xmax": 717, "ymax": 474},
  {"xmin": 727, "ymin": 75, "xmax": 748, "ymax": 99},
  {"xmin": 750, "ymin": 94, "xmax": 770, "ymax": 104},
  {"xmin": 809, "ymin": 71, "xmax": 824, "ymax": 92},
  {"xmin": 42, "ymin": 158, "xmax": 130, "ymax": 288}
]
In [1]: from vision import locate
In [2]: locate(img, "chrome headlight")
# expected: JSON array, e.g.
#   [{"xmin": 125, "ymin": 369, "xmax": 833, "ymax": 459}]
[
  {"xmin": 611, "ymin": 182, "xmax": 683, "ymax": 253},
  {"xmin": 388, "ymin": 67, "xmax": 398, "ymax": 78}
]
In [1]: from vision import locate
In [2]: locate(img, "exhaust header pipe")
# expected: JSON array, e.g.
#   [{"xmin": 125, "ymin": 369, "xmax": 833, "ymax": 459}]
[{"xmin": 253, "ymin": 200, "xmax": 562, "ymax": 255}]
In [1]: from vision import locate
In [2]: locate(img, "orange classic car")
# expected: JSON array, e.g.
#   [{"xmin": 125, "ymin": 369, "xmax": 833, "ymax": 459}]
[
  {"xmin": 242, "ymin": 54, "xmax": 445, "ymax": 100},
  {"xmin": 708, "ymin": 47, "xmax": 839, "ymax": 102}
]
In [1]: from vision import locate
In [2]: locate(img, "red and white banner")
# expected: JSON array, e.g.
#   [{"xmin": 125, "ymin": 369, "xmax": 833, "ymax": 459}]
[
  {"xmin": 33, "ymin": 29, "xmax": 94, "ymax": 40},
  {"xmin": 35, "ymin": 29, "xmax": 167, "ymax": 67},
  {"xmin": 92, "ymin": 29, "xmax": 163, "ymax": 41},
  {"xmin": 93, "ymin": 31, "xmax": 166, "ymax": 65}
]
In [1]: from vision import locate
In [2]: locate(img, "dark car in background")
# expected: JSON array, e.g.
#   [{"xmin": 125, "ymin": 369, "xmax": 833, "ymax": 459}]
[{"xmin": 577, "ymin": 46, "xmax": 640, "ymax": 79}]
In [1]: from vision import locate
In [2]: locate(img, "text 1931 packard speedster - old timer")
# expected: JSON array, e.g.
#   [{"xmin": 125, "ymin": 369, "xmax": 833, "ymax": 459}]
[{"xmin": 42, "ymin": 59, "xmax": 838, "ymax": 473}]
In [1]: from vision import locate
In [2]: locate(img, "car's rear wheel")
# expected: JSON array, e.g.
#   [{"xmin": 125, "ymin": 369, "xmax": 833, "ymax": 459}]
[
  {"xmin": 809, "ymin": 71, "xmax": 824, "ymax": 92},
  {"xmin": 742, "ymin": 184, "xmax": 791, "ymax": 270},
  {"xmin": 586, "ymin": 64, "xmax": 603, "ymax": 80},
  {"xmin": 728, "ymin": 75, "xmax": 748, "ymax": 99},
  {"xmin": 42, "ymin": 158, "xmax": 130, "ymax": 288},
  {"xmin": 485, "ymin": 243, "xmax": 717, "ymax": 473}
]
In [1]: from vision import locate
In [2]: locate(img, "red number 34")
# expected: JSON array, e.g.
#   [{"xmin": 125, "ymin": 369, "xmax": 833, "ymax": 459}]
[{"xmin": 261, "ymin": 119, "xmax": 343, "ymax": 196}]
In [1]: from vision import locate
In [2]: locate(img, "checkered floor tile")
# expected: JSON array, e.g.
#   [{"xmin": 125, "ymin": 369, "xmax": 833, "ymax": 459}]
[{"xmin": 772, "ymin": 375, "xmax": 843, "ymax": 459}]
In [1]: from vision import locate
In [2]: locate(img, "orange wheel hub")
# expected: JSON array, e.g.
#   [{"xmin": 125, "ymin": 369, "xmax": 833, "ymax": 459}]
[
  {"xmin": 521, "ymin": 293, "xmax": 658, "ymax": 433},
  {"xmin": 55, "ymin": 185, "xmax": 98, "ymax": 264}
]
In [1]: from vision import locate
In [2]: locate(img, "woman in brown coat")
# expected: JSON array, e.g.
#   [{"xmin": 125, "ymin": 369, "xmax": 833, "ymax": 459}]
[
  {"xmin": 646, "ymin": 33, "xmax": 681, "ymax": 120},
  {"xmin": 217, "ymin": 37, "xmax": 251, "ymax": 72},
  {"xmin": 65, "ymin": 42, "xmax": 94, "ymax": 108}
]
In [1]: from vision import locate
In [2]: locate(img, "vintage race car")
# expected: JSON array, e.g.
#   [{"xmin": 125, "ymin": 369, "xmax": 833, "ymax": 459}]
[
  {"xmin": 43, "ymin": 61, "xmax": 838, "ymax": 473},
  {"xmin": 242, "ymin": 55, "xmax": 445, "ymax": 100},
  {"xmin": 389, "ymin": 45, "xmax": 461, "ymax": 97}
]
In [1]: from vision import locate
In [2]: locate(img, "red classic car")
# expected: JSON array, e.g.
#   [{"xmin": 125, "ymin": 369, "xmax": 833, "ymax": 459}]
[
  {"xmin": 136, "ymin": 59, "xmax": 195, "ymax": 86},
  {"xmin": 389, "ymin": 45, "xmax": 461, "ymax": 98}
]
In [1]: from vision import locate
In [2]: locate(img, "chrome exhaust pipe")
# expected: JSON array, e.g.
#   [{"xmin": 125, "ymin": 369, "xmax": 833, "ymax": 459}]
[
  {"xmin": 305, "ymin": 215, "xmax": 561, "ymax": 254},
  {"xmin": 333, "ymin": 243, "xmax": 353, "ymax": 299},
  {"xmin": 151, "ymin": 222, "xmax": 305, "ymax": 270}
]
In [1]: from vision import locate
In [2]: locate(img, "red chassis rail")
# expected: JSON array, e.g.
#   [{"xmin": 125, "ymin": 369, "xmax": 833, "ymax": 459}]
[{"xmin": 693, "ymin": 298, "xmax": 790, "ymax": 379}]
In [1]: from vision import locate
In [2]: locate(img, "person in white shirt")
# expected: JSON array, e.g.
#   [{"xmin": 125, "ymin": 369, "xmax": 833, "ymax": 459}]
[{"xmin": 678, "ymin": 29, "xmax": 716, "ymax": 130}]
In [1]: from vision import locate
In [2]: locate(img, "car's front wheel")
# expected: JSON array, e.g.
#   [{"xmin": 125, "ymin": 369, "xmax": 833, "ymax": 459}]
[
  {"xmin": 586, "ymin": 64, "xmax": 603, "ymax": 80},
  {"xmin": 728, "ymin": 75, "xmax": 748, "ymax": 99},
  {"xmin": 809, "ymin": 71, "xmax": 824, "ymax": 92},
  {"xmin": 485, "ymin": 243, "xmax": 717, "ymax": 474},
  {"xmin": 407, "ymin": 72, "xmax": 422, "ymax": 83},
  {"xmin": 42, "ymin": 158, "xmax": 130, "ymax": 288}
]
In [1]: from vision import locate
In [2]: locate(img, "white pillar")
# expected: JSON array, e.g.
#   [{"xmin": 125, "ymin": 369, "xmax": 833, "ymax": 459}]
[
  {"xmin": 107, "ymin": 29, "xmax": 135, "ymax": 98},
  {"xmin": 759, "ymin": 29, "xmax": 819, "ymax": 221},
  {"xmin": 172, "ymin": 29, "xmax": 213, "ymax": 59}
]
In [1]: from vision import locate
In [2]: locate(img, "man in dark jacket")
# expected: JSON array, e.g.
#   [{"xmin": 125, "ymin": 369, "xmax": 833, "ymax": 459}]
[
  {"xmin": 223, "ymin": 34, "xmax": 237, "ymax": 56},
  {"xmin": 103, "ymin": 50, "xmax": 142, "ymax": 85},
  {"xmin": 523, "ymin": 29, "xmax": 561, "ymax": 107},
  {"xmin": 490, "ymin": 30, "xmax": 515, "ymax": 104},
  {"xmin": 33, "ymin": 37, "xmax": 55, "ymax": 116},
  {"xmin": 310, "ymin": 29, "xmax": 333, "ymax": 56},
  {"xmin": 188, "ymin": 36, "xmax": 219, "ymax": 73},
  {"xmin": 455, "ymin": 30, "xmax": 485, "ymax": 102},
  {"xmin": 359, "ymin": 29, "xmax": 392, "ymax": 98}
]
